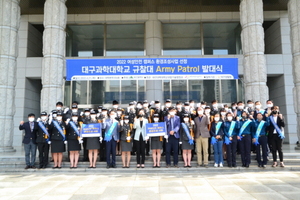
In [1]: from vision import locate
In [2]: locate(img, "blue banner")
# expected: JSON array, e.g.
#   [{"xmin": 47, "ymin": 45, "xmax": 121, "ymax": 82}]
[
  {"xmin": 81, "ymin": 123, "xmax": 102, "ymax": 138},
  {"xmin": 66, "ymin": 58, "xmax": 238, "ymax": 80},
  {"xmin": 146, "ymin": 122, "xmax": 167, "ymax": 137}
]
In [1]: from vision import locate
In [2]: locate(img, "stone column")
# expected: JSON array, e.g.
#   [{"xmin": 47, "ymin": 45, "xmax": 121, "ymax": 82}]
[
  {"xmin": 0, "ymin": 0, "xmax": 20, "ymax": 152},
  {"xmin": 145, "ymin": 13, "xmax": 163, "ymax": 102},
  {"xmin": 41, "ymin": 0, "xmax": 67, "ymax": 113},
  {"xmin": 288, "ymin": 0, "xmax": 300, "ymax": 149},
  {"xmin": 240, "ymin": 0, "xmax": 268, "ymax": 105}
]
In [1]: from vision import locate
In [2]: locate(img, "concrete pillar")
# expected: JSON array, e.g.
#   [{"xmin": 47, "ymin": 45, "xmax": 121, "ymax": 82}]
[
  {"xmin": 0, "ymin": 0, "xmax": 20, "ymax": 152},
  {"xmin": 288, "ymin": 0, "xmax": 300, "ymax": 149},
  {"xmin": 41, "ymin": 0, "xmax": 67, "ymax": 113},
  {"xmin": 145, "ymin": 13, "xmax": 163, "ymax": 102},
  {"xmin": 240, "ymin": 0, "xmax": 269, "ymax": 105}
]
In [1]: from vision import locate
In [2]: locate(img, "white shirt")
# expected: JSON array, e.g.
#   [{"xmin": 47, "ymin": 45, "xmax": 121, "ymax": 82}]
[{"xmin": 273, "ymin": 116, "xmax": 278, "ymax": 133}]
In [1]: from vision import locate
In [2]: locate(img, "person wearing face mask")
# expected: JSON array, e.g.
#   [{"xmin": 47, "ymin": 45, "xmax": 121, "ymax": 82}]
[
  {"xmin": 253, "ymin": 101, "xmax": 265, "ymax": 120},
  {"xmin": 268, "ymin": 106, "xmax": 285, "ymax": 168},
  {"xmin": 210, "ymin": 100, "xmax": 219, "ymax": 116},
  {"xmin": 252, "ymin": 112, "xmax": 270, "ymax": 168},
  {"xmin": 194, "ymin": 107, "xmax": 210, "ymax": 167},
  {"xmin": 102, "ymin": 111, "xmax": 120, "ymax": 169},
  {"xmin": 135, "ymin": 101, "xmax": 143, "ymax": 114},
  {"xmin": 162, "ymin": 99, "xmax": 172, "ymax": 118},
  {"xmin": 19, "ymin": 113, "xmax": 38, "ymax": 169},
  {"xmin": 133, "ymin": 109, "xmax": 148, "ymax": 168},
  {"xmin": 265, "ymin": 100, "xmax": 274, "ymax": 116},
  {"xmin": 66, "ymin": 113, "xmax": 82, "ymax": 169},
  {"xmin": 246, "ymin": 100, "xmax": 255, "ymax": 114},
  {"xmin": 142, "ymin": 100, "xmax": 151, "ymax": 156},
  {"xmin": 126, "ymin": 102, "xmax": 137, "ymax": 124},
  {"xmin": 82, "ymin": 108, "xmax": 91, "ymax": 161},
  {"xmin": 99, "ymin": 107, "xmax": 108, "ymax": 162},
  {"xmin": 180, "ymin": 114, "xmax": 194, "ymax": 168},
  {"xmin": 210, "ymin": 113, "xmax": 225, "ymax": 167},
  {"xmin": 36, "ymin": 112, "xmax": 50, "ymax": 169},
  {"xmin": 234, "ymin": 101, "xmax": 245, "ymax": 119},
  {"xmin": 164, "ymin": 107, "xmax": 181, "ymax": 168},
  {"xmin": 231, "ymin": 102, "xmax": 237, "ymax": 116},
  {"xmin": 120, "ymin": 116, "xmax": 133, "ymax": 168},
  {"xmin": 237, "ymin": 111, "xmax": 254, "ymax": 168},
  {"xmin": 224, "ymin": 112, "xmax": 240, "ymax": 168},
  {"xmin": 176, "ymin": 101, "xmax": 184, "ymax": 121},
  {"xmin": 109, "ymin": 100, "xmax": 120, "ymax": 113},
  {"xmin": 48, "ymin": 112, "xmax": 67, "ymax": 169},
  {"xmin": 189, "ymin": 99, "xmax": 196, "ymax": 112},
  {"xmin": 116, "ymin": 108, "xmax": 125, "ymax": 156},
  {"xmin": 150, "ymin": 114, "xmax": 164, "ymax": 168}
]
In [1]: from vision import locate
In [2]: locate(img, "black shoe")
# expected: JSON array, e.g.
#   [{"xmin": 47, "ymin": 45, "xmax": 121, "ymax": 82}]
[
  {"xmin": 188, "ymin": 165, "xmax": 192, "ymax": 168},
  {"xmin": 43, "ymin": 165, "xmax": 47, "ymax": 169},
  {"xmin": 58, "ymin": 167, "xmax": 61, "ymax": 169},
  {"xmin": 146, "ymin": 153, "xmax": 150, "ymax": 156},
  {"xmin": 245, "ymin": 165, "xmax": 249, "ymax": 168},
  {"xmin": 203, "ymin": 165, "xmax": 208, "ymax": 168},
  {"xmin": 174, "ymin": 165, "xmax": 179, "ymax": 168},
  {"xmin": 166, "ymin": 164, "xmax": 170, "ymax": 168},
  {"xmin": 242, "ymin": 164, "xmax": 246, "ymax": 167},
  {"xmin": 31, "ymin": 166, "xmax": 36, "ymax": 169},
  {"xmin": 25, "ymin": 165, "xmax": 30, "ymax": 169},
  {"xmin": 112, "ymin": 165, "xmax": 117, "ymax": 168},
  {"xmin": 228, "ymin": 165, "xmax": 232, "ymax": 168},
  {"xmin": 88, "ymin": 166, "xmax": 93, "ymax": 169},
  {"xmin": 184, "ymin": 165, "xmax": 188, "ymax": 168},
  {"xmin": 233, "ymin": 164, "xmax": 237, "ymax": 168},
  {"xmin": 106, "ymin": 165, "xmax": 110, "ymax": 169},
  {"xmin": 38, "ymin": 165, "xmax": 43, "ymax": 169},
  {"xmin": 157, "ymin": 166, "xmax": 161, "ymax": 168}
]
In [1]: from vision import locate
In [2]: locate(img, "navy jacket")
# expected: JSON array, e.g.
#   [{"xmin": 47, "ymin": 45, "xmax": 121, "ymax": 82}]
[
  {"xmin": 19, "ymin": 121, "xmax": 38, "ymax": 144},
  {"xmin": 164, "ymin": 115, "xmax": 181, "ymax": 138}
]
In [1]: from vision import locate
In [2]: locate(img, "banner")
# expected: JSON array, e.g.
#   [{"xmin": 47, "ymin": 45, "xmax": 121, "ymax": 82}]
[
  {"xmin": 66, "ymin": 58, "xmax": 238, "ymax": 81},
  {"xmin": 146, "ymin": 122, "xmax": 167, "ymax": 137},
  {"xmin": 81, "ymin": 123, "xmax": 102, "ymax": 138}
]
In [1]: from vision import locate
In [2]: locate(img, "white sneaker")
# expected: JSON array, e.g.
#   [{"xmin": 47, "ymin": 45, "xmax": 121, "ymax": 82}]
[
  {"xmin": 214, "ymin": 163, "xmax": 218, "ymax": 168},
  {"xmin": 219, "ymin": 163, "xmax": 223, "ymax": 168}
]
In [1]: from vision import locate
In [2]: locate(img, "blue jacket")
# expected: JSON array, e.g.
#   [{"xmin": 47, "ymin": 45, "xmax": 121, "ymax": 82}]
[
  {"xmin": 223, "ymin": 121, "xmax": 240, "ymax": 137},
  {"xmin": 19, "ymin": 121, "xmax": 38, "ymax": 144},
  {"xmin": 164, "ymin": 115, "xmax": 181, "ymax": 138},
  {"xmin": 252, "ymin": 117, "xmax": 270, "ymax": 137},
  {"xmin": 210, "ymin": 121, "xmax": 225, "ymax": 140},
  {"xmin": 102, "ymin": 119, "xmax": 120, "ymax": 141},
  {"xmin": 238, "ymin": 119, "xmax": 254, "ymax": 136}
]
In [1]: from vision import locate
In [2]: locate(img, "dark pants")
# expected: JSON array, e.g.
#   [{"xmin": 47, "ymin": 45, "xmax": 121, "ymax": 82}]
[
  {"xmin": 135, "ymin": 134, "xmax": 146, "ymax": 164},
  {"xmin": 24, "ymin": 140, "xmax": 37, "ymax": 166},
  {"xmin": 271, "ymin": 135, "xmax": 283, "ymax": 162},
  {"xmin": 37, "ymin": 142, "xmax": 49, "ymax": 167},
  {"xmin": 145, "ymin": 140, "xmax": 150, "ymax": 155},
  {"xmin": 256, "ymin": 135, "xmax": 268, "ymax": 165},
  {"xmin": 226, "ymin": 136, "xmax": 237, "ymax": 167},
  {"xmin": 83, "ymin": 138, "xmax": 88, "ymax": 161},
  {"xmin": 99, "ymin": 131, "xmax": 106, "ymax": 161},
  {"xmin": 106, "ymin": 140, "xmax": 117, "ymax": 166},
  {"xmin": 166, "ymin": 135, "xmax": 179, "ymax": 165},
  {"xmin": 239, "ymin": 134, "xmax": 251, "ymax": 166}
]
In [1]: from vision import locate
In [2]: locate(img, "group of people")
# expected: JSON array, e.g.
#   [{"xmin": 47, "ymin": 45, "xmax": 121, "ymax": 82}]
[{"xmin": 19, "ymin": 99, "xmax": 285, "ymax": 169}]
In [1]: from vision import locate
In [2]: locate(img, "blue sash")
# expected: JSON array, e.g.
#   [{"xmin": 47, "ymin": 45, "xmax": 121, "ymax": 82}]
[
  {"xmin": 211, "ymin": 122, "xmax": 222, "ymax": 145},
  {"xmin": 254, "ymin": 120, "xmax": 265, "ymax": 145},
  {"xmin": 38, "ymin": 121, "xmax": 50, "ymax": 142},
  {"xmin": 270, "ymin": 116, "xmax": 285, "ymax": 139},
  {"xmin": 181, "ymin": 123, "xmax": 194, "ymax": 145},
  {"xmin": 104, "ymin": 121, "xmax": 118, "ymax": 142},
  {"xmin": 225, "ymin": 121, "xmax": 236, "ymax": 145},
  {"xmin": 239, "ymin": 120, "xmax": 251, "ymax": 136},
  {"xmin": 69, "ymin": 121, "xmax": 80, "ymax": 139},
  {"xmin": 53, "ymin": 120, "xmax": 66, "ymax": 141}
]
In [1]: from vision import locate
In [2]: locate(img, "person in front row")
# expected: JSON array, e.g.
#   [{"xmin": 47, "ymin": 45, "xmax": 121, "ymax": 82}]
[
  {"xmin": 180, "ymin": 114, "xmax": 194, "ymax": 168},
  {"xmin": 164, "ymin": 107, "xmax": 181, "ymax": 168},
  {"xmin": 151, "ymin": 114, "xmax": 164, "ymax": 168},
  {"xmin": 134, "ymin": 109, "xmax": 148, "ymax": 168},
  {"xmin": 120, "ymin": 116, "xmax": 133, "ymax": 168},
  {"xmin": 103, "ymin": 111, "xmax": 120, "ymax": 169},
  {"xmin": 210, "ymin": 113, "xmax": 225, "ymax": 167},
  {"xmin": 194, "ymin": 107, "xmax": 211, "ymax": 167},
  {"xmin": 36, "ymin": 112, "xmax": 50, "ymax": 169},
  {"xmin": 19, "ymin": 113, "xmax": 38, "ymax": 169}
]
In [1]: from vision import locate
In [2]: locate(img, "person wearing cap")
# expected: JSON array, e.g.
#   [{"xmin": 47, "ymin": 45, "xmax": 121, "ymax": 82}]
[
  {"xmin": 125, "ymin": 102, "xmax": 137, "ymax": 124},
  {"xmin": 180, "ymin": 114, "xmax": 194, "ymax": 168},
  {"xmin": 36, "ymin": 112, "xmax": 50, "ymax": 169},
  {"xmin": 102, "ymin": 110, "xmax": 120, "ymax": 169},
  {"xmin": 164, "ymin": 106, "xmax": 181, "ymax": 168},
  {"xmin": 120, "ymin": 115, "xmax": 133, "ymax": 168},
  {"xmin": 176, "ymin": 101, "xmax": 184, "ymax": 122},
  {"xmin": 48, "ymin": 112, "xmax": 67, "ymax": 169},
  {"xmin": 66, "ymin": 113, "xmax": 82, "ymax": 169},
  {"xmin": 19, "ymin": 113, "xmax": 38, "ymax": 169},
  {"xmin": 133, "ymin": 109, "xmax": 149, "ymax": 168},
  {"xmin": 151, "ymin": 114, "xmax": 164, "ymax": 168}
]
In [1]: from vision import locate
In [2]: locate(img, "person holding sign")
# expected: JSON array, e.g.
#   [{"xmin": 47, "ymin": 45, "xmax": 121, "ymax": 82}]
[
  {"xmin": 66, "ymin": 113, "xmax": 83, "ymax": 169},
  {"xmin": 268, "ymin": 106, "xmax": 285, "ymax": 167},
  {"xmin": 103, "ymin": 111, "xmax": 120, "ymax": 169},
  {"xmin": 164, "ymin": 107, "xmax": 181, "ymax": 168},
  {"xmin": 120, "ymin": 116, "xmax": 133, "ymax": 168},
  {"xmin": 180, "ymin": 114, "xmax": 194, "ymax": 168},
  {"xmin": 134, "ymin": 109, "xmax": 149, "ymax": 168},
  {"xmin": 48, "ymin": 112, "xmax": 67, "ymax": 169},
  {"xmin": 210, "ymin": 113, "xmax": 225, "ymax": 168},
  {"xmin": 150, "ymin": 114, "xmax": 164, "ymax": 168}
]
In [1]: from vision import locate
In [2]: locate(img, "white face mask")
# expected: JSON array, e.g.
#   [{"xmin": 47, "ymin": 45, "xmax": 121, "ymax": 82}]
[
  {"xmin": 212, "ymin": 104, "xmax": 218, "ymax": 108},
  {"xmin": 232, "ymin": 106, "xmax": 236, "ymax": 110},
  {"xmin": 41, "ymin": 116, "xmax": 47, "ymax": 120},
  {"xmin": 56, "ymin": 116, "xmax": 62, "ymax": 121},
  {"xmin": 248, "ymin": 104, "xmax": 253, "ymax": 108},
  {"xmin": 85, "ymin": 112, "xmax": 90, "ymax": 116},
  {"xmin": 102, "ymin": 111, "xmax": 107, "ymax": 116},
  {"xmin": 143, "ymin": 104, "xmax": 148, "ymax": 107},
  {"xmin": 166, "ymin": 103, "xmax": 171, "ymax": 107},
  {"xmin": 72, "ymin": 109, "xmax": 78, "ymax": 113},
  {"xmin": 110, "ymin": 115, "xmax": 116, "ymax": 119},
  {"xmin": 255, "ymin": 105, "xmax": 261, "ymax": 109},
  {"xmin": 98, "ymin": 109, "xmax": 102, "ymax": 113},
  {"xmin": 205, "ymin": 110, "xmax": 210, "ymax": 115},
  {"xmin": 53, "ymin": 114, "xmax": 57, "ymax": 118},
  {"xmin": 176, "ymin": 105, "xmax": 182, "ymax": 109},
  {"xmin": 155, "ymin": 104, "xmax": 160, "ymax": 108},
  {"xmin": 185, "ymin": 106, "xmax": 190, "ymax": 110},
  {"xmin": 91, "ymin": 115, "xmax": 96, "ymax": 119},
  {"xmin": 201, "ymin": 105, "xmax": 206, "ymax": 109},
  {"xmin": 154, "ymin": 118, "xmax": 159, "ymax": 122},
  {"xmin": 117, "ymin": 111, "xmax": 122, "ymax": 115},
  {"xmin": 214, "ymin": 117, "xmax": 220, "ymax": 121},
  {"xmin": 227, "ymin": 116, "xmax": 233, "ymax": 121},
  {"xmin": 72, "ymin": 117, "xmax": 78, "ymax": 121},
  {"xmin": 221, "ymin": 112, "xmax": 226, "ymax": 116},
  {"xmin": 56, "ymin": 106, "xmax": 62, "ymax": 110},
  {"xmin": 184, "ymin": 118, "xmax": 189, "ymax": 122},
  {"xmin": 124, "ymin": 120, "xmax": 129, "ymax": 123},
  {"xmin": 28, "ymin": 117, "xmax": 35, "ymax": 122},
  {"xmin": 169, "ymin": 112, "xmax": 175, "ymax": 116},
  {"xmin": 137, "ymin": 105, "xmax": 142, "ymax": 109},
  {"xmin": 267, "ymin": 104, "xmax": 273, "ymax": 108},
  {"xmin": 190, "ymin": 103, "xmax": 195, "ymax": 107},
  {"xmin": 238, "ymin": 105, "xmax": 244, "ymax": 110},
  {"xmin": 198, "ymin": 111, "xmax": 204, "ymax": 115},
  {"xmin": 129, "ymin": 106, "xmax": 134, "ymax": 109},
  {"xmin": 225, "ymin": 108, "xmax": 229, "ymax": 112},
  {"xmin": 113, "ymin": 105, "xmax": 118, "ymax": 109}
]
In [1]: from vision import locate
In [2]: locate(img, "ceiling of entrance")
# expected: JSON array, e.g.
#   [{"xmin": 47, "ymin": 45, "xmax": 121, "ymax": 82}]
[{"xmin": 20, "ymin": 0, "xmax": 288, "ymax": 15}]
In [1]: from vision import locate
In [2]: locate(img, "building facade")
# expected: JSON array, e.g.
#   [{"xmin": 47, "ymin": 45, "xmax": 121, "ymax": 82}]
[{"xmin": 1, "ymin": 0, "xmax": 300, "ymax": 151}]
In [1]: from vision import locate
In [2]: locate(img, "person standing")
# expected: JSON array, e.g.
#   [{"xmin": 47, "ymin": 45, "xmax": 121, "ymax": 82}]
[
  {"xmin": 120, "ymin": 116, "xmax": 133, "ymax": 168},
  {"xmin": 210, "ymin": 113, "xmax": 225, "ymax": 168},
  {"xmin": 151, "ymin": 114, "xmax": 164, "ymax": 168},
  {"xmin": 19, "ymin": 113, "xmax": 38, "ymax": 169},
  {"xmin": 164, "ymin": 107, "xmax": 181, "ymax": 168},
  {"xmin": 180, "ymin": 114, "xmax": 194, "ymax": 168},
  {"xmin": 134, "ymin": 109, "xmax": 148, "ymax": 168},
  {"xmin": 194, "ymin": 107, "xmax": 211, "ymax": 167},
  {"xmin": 36, "ymin": 112, "xmax": 50, "ymax": 169}
]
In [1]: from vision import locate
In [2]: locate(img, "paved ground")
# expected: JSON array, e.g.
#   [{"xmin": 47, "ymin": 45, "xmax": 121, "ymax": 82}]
[{"xmin": 1, "ymin": 171, "xmax": 300, "ymax": 200}]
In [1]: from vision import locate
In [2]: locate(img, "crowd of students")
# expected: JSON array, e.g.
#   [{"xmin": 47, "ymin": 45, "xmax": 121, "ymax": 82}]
[{"xmin": 19, "ymin": 99, "xmax": 285, "ymax": 169}]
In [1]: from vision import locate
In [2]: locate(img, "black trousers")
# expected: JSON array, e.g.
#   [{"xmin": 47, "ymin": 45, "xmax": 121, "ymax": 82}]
[
  {"xmin": 271, "ymin": 135, "xmax": 283, "ymax": 162},
  {"xmin": 239, "ymin": 134, "xmax": 251, "ymax": 166},
  {"xmin": 256, "ymin": 135, "xmax": 268, "ymax": 165},
  {"xmin": 83, "ymin": 138, "xmax": 88, "ymax": 161},
  {"xmin": 135, "ymin": 134, "xmax": 146, "ymax": 164},
  {"xmin": 37, "ymin": 142, "xmax": 49, "ymax": 167},
  {"xmin": 166, "ymin": 135, "xmax": 179, "ymax": 165},
  {"xmin": 226, "ymin": 136, "xmax": 237, "ymax": 167}
]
